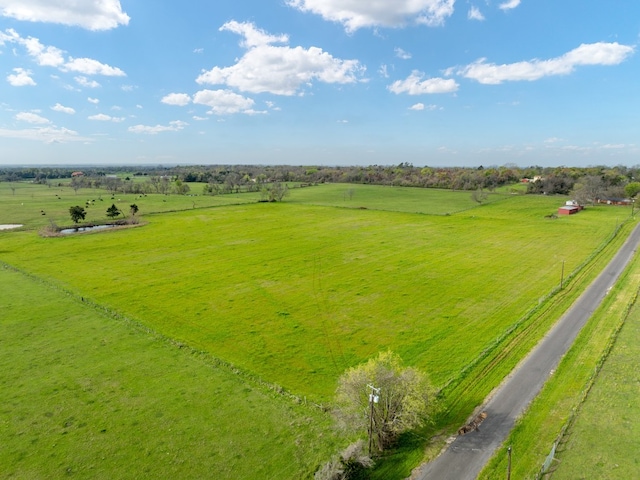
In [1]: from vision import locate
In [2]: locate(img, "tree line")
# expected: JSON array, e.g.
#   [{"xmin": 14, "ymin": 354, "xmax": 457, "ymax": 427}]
[{"xmin": 3, "ymin": 164, "xmax": 640, "ymax": 198}]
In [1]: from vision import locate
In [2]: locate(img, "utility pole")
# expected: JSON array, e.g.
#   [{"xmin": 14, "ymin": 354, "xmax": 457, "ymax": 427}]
[
  {"xmin": 560, "ymin": 260, "xmax": 565, "ymax": 290},
  {"xmin": 367, "ymin": 384, "xmax": 380, "ymax": 455},
  {"xmin": 507, "ymin": 446, "xmax": 512, "ymax": 480}
]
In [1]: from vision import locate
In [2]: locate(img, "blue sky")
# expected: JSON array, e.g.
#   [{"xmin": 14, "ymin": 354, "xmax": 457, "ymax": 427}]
[{"xmin": 0, "ymin": 0, "xmax": 638, "ymax": 167}]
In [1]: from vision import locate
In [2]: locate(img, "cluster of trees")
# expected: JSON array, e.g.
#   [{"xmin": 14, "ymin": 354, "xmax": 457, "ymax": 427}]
[
  {"xmin": 5, "ymin": 164, "xmax": 640, "ymax": 197},
  {"xmin": 68, "ymin": 203, "xmax": 138, "ymax": 225}
]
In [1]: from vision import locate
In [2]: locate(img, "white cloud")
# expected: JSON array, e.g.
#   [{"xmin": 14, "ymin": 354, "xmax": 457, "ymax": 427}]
[
  {"xmin": 0, "ymin": 125, "xmax": 87, "ymax": 143},
  {"xmin": 389, "ymin": 70, "xmax": 459, "ymax": 94},
  {"xmin": 409, "ymin": 103, "xmax": 440, "ymax": 111},
  {"xmin": 1, "ymin": 29, "xmax": 126, "ymax": 79},
  {"xmin": 7, "ymin": 67, "xmax": 35, "ymax": 86},
  {"xmin": 196, "ymin": 21, "xmax": 364, "ymax": 96},
  {"xmin": 16, "ymin": 111, "xmax": 50, "ymax": 124},
  {"xmin": 287, "ymin": 0, "xmax": 455, "ymax": 32},
  {"xmin": 395, "ymin": 47, "xmax": 412, "ymax": 60},
  {"xmin": 0, "ymin": 0, "xmax": 130, "ymax": 31},
  {"xmin": 128, "ymin": 120, "xmax": 188, "ymax": 135},
  {"xmin": 193, "ymin": 89, "xmax": 257, "ymax": 115},
  {"xmin": 51, "ymin": 103, "xmax": 75, "ymax": 114},
  {"xmin": 64, "ymin": 57, "xmax": 125, "ymax": 76},
  {"xmin": 499, "ymin": 0, "xmax": 521, "ymax": 11},
  {"xmin": 88, "ymin": 113, "xmax": 125, "ymax": 122},
  {"xmin": 88, "ymin": 97, "xmax": 100, "ymax": 104},
  {"xmin": 21, "ymin": 36, "xmax": 65, "ymax": 67},
  {"xmin": 220, "ymin": 20, "xmax": 288, "ymax": 48},
  {"xmin": 75, "ymin": 76, "xmax": 101, "ymax": 88},
  {"xmin": 460, "ymin": 42, "xmax": 635, "ymax": 84},
  {"xmin": 468, "ymin": 6, "xmax": 485, "ymax": 21},
  {"xmin": 161, "ymin": 93, "xmax": 191, "ymax": 106},
  {"xmin": 193, "ymin": 48, "xmax": 204, "ymax": 54}
]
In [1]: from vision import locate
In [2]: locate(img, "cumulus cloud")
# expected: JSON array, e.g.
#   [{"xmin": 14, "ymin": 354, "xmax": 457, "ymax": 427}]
[
  {"xmin": 193, "ymin": 89, "xmax": 258, "ymax": 115},
  {"xmin": 64, "ymin": 57, "xmax": 125, "ymax": 76},
  {"xmin": 7, "ymin": 67, "xmax": 36, "ymax": 86},
  {"xmin": 287, "ymin": 0, "xmax": 455, "ymax": 32},
  {"xmin": 128, "ymin": 120, "xmax": 188, "ymax": 135},
  {"xmin": 87, "ymin": 97, "xmax": 100, "ymax": 104},
  {"xmin": 196, "ymin": 21, "xmax": 364, "ymax": 96},
  {"xmin": 161, "ymin": 93, "xmax": 191, "ymax": 106},
  {"xmin": 1, "ymin": 29, "xmax": 126, "ymax": 79},
  {"xmin": 51, "ymin": 103, "xmax": 75, "ymax": 114},
  {"xmin": 88, "ymin": 113, "xmax": 125, "ymax": 122},
  {"xmin": 388, "ymin": 70, "xmax": 459, "ymax": 94},
  {"xmin": 460, "ymin": 42, "xmax": 635, "ymax": 84},
  {"xmin": 0, "ymin": 0, "xmax": 130, "ymax": 30},
  {"xmin": 21, "ymin": 35, "xmax": 65, "ymax": 67},
  {"xmin": 468, "ymin": 6, "xmax": 485, "ymax": 21},
  {"xmin": 498, "ymin": 0, "xmax": 521, "ymax": 11},
  {"xmin": 16, "ymin": 111, "xmax": 50, "ymax": 124},
  {"xmin": 75, "ymin": 76, "xmax": 101, "ymax": 88}
]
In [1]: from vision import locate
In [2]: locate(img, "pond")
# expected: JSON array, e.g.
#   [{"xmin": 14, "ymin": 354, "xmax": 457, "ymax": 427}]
[{"xmin": 60, "ymin": 224, "xmax": 116, "ymax": 235}]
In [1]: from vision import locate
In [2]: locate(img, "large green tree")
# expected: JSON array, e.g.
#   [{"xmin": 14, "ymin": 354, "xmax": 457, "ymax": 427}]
[
  {"xmin": 69, "ymin": 206, "xmax": 86, "ymax": 224},
  {"xmin": 106, "ymin": 204, "xmax": 121, "ymax": 219},
  {"xmin": 335, "ymin": 351, "xmax": 434, "ymax": 453}
]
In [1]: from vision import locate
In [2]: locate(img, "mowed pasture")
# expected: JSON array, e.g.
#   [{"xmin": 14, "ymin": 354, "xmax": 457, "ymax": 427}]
[
  {"xmin": 0, "ymin": 182, "xmax": 629, "ymax": 399},
  {"xmin": 0, "ymin": 181, "xmax": 635, "ymax": 478},
  {"xmin": 0, "ymin": 267, "xmax": 339, "ymax": 479}
]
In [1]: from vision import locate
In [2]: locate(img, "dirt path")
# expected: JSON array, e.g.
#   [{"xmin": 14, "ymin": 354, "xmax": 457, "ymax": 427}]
[{"xmin": 414, "ymin": 222, "xmax": 640, "ymax": 480}]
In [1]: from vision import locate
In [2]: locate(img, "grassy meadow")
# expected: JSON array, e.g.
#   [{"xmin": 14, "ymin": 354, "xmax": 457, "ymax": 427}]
[
  {"xmin": 1, "ymin": 180, "xmax": 637, "ymax": 478},
  {"xmin": 0, "ymin": 266, "xmax": 340, "ymax": 479}
]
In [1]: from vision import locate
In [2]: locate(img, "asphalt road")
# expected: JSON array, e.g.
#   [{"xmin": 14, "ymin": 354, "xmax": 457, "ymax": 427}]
[{"xmin": 415, "ymin": 222, "xmax": 640, "ymax": 480}]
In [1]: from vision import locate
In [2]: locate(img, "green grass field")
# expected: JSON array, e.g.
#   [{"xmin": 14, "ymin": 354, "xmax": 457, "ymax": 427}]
[
  {"xmin": 1, "ymin": 180, "xmax": 636, "ymax": 478},
  {"xmin": 0, "ymin": 266, "xmax": 340, "ymax": 479}
]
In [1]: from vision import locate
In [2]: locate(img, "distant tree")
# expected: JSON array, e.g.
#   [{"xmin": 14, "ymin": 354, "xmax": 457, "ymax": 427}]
[
  {"xmin": 261, "ymin": 182, "xmax": 289, "ymax": 202},
  {"xmin": 571, "ymin": 175, "xmax": 606, "ymax": 205},
  {"xmin": 69, "ymin": 205, "xmax": 86, "ymax": 224},
  {"xmin": 129, "ymin": 203, "xmax": 139, "ymax": 216},
  {"xmin": 624, "ymin": 182, "xmax": 640, "ymax": 199},
  {"xmin": 335, "ymin": 351, "xmax": 434, "ymax": 453},
  {"xmin": 471, "ymin": 188, "xmax": 488, "ymax": 203},
  {"xmin": 106, "ymin": 203, "xmax": 121, "ymax": 219},
  {"xmin": 174, "ymin": 179, "xmax": 190, "ymax": 195}
]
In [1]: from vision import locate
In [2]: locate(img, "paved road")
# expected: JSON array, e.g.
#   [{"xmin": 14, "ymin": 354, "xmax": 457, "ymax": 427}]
[{"xmin": 415, "ymin": 222, "xmax": 640, "ymax": 480}]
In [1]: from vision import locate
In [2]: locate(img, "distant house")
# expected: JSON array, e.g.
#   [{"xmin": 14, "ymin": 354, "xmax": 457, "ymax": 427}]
[{"xmin": 71, "ymin": 171, "xmax": 84, "ymax": 177}]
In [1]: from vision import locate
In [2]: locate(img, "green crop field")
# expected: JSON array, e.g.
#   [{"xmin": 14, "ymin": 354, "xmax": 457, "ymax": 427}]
[{"xmin": 1, "ymin": 180, "xmax": 636, "ymax": 478}]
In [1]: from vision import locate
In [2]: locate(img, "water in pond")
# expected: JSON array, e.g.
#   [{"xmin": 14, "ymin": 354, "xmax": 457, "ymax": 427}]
[{"xmin": 60, "ymin": 224, "xmax": 116, "ymax": 235}]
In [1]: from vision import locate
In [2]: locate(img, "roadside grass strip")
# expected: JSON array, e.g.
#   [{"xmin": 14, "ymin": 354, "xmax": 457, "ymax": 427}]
[{"xmin": 477, "ymin": 234, "xmax": 640, "ymax": 480}]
